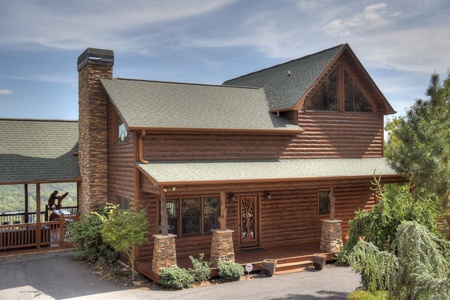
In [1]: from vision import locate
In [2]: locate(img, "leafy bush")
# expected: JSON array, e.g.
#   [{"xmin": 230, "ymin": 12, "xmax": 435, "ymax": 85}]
[
  {"xmin": 218, "ymin": 261, "xmax": 244, "ymax": 282},
  {"xmin": 189, "ymin": 253, "xmax": 211, "ymax": 281},
  {"xmin": 66, "ymin": 205, "xmax": 117, "ymax": 263},
  {"xmin": 159, "ymin": 266, "xmax": 194, "ymax": 290},
  {"xmin": 96, "ymin": 203, "xmax": 148, "ymax": 280}
]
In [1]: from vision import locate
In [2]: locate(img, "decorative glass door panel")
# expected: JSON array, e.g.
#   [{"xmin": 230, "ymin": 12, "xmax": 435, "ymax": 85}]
[{"xmin": 239, "ymin": 195, "xmax": 259, "ymax": 248}]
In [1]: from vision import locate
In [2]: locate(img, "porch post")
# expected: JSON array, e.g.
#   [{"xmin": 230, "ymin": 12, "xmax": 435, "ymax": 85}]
[
  {"xmin": 320, "ymin": 219, "xmax": 343, "ymax": 253},
  {"xmin": 151, "ymin": 187, "xmax": 177, "ymax": 275},
  {"xmin": 210, "ymin": 191, "xmax": 235, "ymax": 267},
  {"xmin": 160, "ymin": 188, "xmax": 168, "ymax": 236},
  {"xmin": 36, "ymin": 183, "xmax": 41, "ymax": 249},
  {"xmin": 24, "ymin": 184, "xmax": 29, "ymax": 224},
  {"xmin": 320, "ymin": 187, "xmax": 343, "ymax": 252},
  {"xmin": 218, "ymin": 191, "xmax": 227, "ymax": 230}
]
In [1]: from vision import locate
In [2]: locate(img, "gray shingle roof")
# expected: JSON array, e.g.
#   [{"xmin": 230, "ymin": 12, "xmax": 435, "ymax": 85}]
[
  {"xmin": 138, "ymin": 158, "xmax": 398, "ymax": 185},
  {"xmin": 223, "ymin": 44, "xmax": 345, "ymax": 111},
  {"xmin": 0, "ymin": 119, "xmax": 80, "ymax": 184},
  {"xmin": 101, "ymin": 79, "xmax": 301, "ymax": 132}
]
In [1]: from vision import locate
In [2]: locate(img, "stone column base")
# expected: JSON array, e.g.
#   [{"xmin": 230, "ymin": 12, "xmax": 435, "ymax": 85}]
[
  {"xmin": 152, "ymin": 234, "xmax": 177, "ymax": 275},
  {"xmin": 320, "ymin": 219, "xmax": 343, "ymax": 253},
  {"xmin": 210, "ymin": 229, "xmax": 235, "ymax": 267}
]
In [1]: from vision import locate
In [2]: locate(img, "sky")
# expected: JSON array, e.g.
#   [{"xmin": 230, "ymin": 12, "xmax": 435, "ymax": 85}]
[{"xmin": 0, "ymin": 0, "xmax": 449, "ymax": 121}]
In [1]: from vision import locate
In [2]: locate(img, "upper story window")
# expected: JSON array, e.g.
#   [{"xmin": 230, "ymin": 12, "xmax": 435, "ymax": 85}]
[
  {"xmin": 306, "ymin": 62, "xmax": 373, "ymax": 113},
  {"xmin": 306, "ymin": 67, "xmax": 338, "ymax": 111},
  {"xmin": 344, "ymin": 69, "xmax": 372, "ymax": 112}
]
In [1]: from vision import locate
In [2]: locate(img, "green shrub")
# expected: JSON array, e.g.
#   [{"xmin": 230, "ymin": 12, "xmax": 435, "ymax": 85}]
[
  {"xmin": 189, "ymin": 253, "xmax": 211, "ymax": 281},
  {"xmin": 218, "ymin": 261, "xmax": 244, "ymax": 282},
  {"xmin": 159, "ymin": 266, "xmax": 194, "ymax": 290},
  {"xmin": 66, "ymin": 207, "xmax": 117, "ymax": 263},
  {"xmin": 348, "ymin": 290, "xmax": 388, "ymax": 300}
]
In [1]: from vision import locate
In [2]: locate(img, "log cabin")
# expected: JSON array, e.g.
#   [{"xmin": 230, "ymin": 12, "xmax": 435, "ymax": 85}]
[
  {"xmin": 1, "ymin": 44, "xmax": 405, "ymax": 278},
  {"xmin": 75, "ymin": 44, "xmax": 404, "ymax": 279}
]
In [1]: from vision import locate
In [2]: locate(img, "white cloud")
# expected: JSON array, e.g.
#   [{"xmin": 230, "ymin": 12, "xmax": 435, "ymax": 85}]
[
  {"xmin": 324, "ymin": 3, "xmax": 390, "ymax": 37},
  {"xmin": 0, "ymin": 89, "xmax": 14, "ymax": 95}
]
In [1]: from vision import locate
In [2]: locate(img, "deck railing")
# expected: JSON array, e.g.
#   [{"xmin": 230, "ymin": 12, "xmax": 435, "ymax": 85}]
[
  {"xmin": 0, "ymin": 206, "xmax": 78, "ymax": 225},
  {"xmin": 0, "ymin": 210, "xmax": 78, "ymax": 252}
]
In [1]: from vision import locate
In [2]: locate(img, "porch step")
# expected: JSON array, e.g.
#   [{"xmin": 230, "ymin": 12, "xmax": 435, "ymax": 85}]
[{"xmin": 274, "ymin": 259, "xmax": 314, "ymax": 275}]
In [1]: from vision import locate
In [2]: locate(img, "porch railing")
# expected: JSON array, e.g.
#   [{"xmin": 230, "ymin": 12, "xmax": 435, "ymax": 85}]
[
  {"xmin": 0, "ymin": 206, "xmax": 78, "ymax": 225},
  {"xmin": 0, "ymin": 212, "xmax": 78, "ymax": 252}
]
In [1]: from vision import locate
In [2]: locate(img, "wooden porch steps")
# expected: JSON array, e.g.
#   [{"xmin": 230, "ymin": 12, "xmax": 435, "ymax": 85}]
[{"xmin": 273, "ymin": 256, "xmax": 315, "ymax": 275}]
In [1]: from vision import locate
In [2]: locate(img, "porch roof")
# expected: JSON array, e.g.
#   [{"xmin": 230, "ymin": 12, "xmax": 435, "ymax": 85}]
[
  {"xmin": 0, "ymin": 119, "xmax": 81, "ymax": 185},
  {"xmin": 137, "ymin": 158, "xmax": 401, "ymax": 186}
]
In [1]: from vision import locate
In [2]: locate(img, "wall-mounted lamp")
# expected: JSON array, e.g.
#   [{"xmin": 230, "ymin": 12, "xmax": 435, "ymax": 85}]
[
  {"xmin": 265, "ymin": 192, "xmax": 272, "ymax": 200},
  {"xmin": 163, "ymin": 186, "xmax": 176, "ymax": 193},
  {"xmin": 229, "ymin": 193, "xmax": 237, "ymax": 202}
]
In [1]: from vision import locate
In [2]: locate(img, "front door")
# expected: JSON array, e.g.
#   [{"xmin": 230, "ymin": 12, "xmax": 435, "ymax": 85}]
[{"xmin": 239, "ymin": 195, "xmax": 259, "ymax": 248}]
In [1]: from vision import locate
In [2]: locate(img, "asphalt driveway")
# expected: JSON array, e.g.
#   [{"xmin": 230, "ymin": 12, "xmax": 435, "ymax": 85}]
[{"xmin": 0, "ymin": 250, "xmax": 362, "ymax": 300}]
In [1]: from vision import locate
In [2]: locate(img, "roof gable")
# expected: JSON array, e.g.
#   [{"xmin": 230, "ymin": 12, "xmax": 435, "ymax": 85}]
[
  {"xmin": 101, "ymin": 78, "xmax": 301, "ymax": 133},
  {"xmin": 224, "ymin": 44, "xmax": 395, "ymax": 114},
  {"xmin": 0, "ymin": 119, "xmax": 80, "ymax": 184},
  {"xmin": 224, "ymin": 44, "xmax": 345, "ymax": 111}
]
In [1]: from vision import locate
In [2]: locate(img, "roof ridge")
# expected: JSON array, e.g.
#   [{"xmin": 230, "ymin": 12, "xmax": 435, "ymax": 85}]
[
  {"xmin": 223, "ymin": 44, "xmax": 346, "ymax": 83},
  {"xmin": 109, "ymin": 77, "xmax": 263, "ymax": 90}
]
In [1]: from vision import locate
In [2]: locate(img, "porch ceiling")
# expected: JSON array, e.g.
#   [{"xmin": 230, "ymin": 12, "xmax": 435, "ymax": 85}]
[{"xmin": 137, "ymin": 157, "xmax": 402, "ymax": 186}]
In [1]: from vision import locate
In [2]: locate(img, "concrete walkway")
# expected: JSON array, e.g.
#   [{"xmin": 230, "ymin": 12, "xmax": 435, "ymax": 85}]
[{"xmin": 0, "ymin": 251, "xmax": 362, "ymax": 300}]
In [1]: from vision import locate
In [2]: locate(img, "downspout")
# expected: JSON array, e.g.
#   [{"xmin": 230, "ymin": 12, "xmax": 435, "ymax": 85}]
[{"xmin": 139, "ymin": 130, "xmax": 148, "ymax": 164}]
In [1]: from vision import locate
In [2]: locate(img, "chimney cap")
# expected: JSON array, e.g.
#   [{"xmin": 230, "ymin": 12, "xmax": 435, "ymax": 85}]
[{"xmin": 77, "ymin": 48, "xmax": 114, "ymax": 71}]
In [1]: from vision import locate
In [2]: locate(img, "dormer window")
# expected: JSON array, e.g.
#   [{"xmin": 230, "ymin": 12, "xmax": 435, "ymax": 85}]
[{"xmin": 306, "ymin": 61, "xmax": 373, "ymax": 113}]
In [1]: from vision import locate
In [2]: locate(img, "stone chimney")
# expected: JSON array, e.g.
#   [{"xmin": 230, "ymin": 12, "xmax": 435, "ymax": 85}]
[{"xmin": 77, "ymin": 48, "xmax": 114, "ymax": 214}]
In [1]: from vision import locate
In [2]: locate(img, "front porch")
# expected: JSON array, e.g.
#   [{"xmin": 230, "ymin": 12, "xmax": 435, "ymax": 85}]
[{"xmin": 136, "ymin": 241, "xmax": 334, "ymax": 282}]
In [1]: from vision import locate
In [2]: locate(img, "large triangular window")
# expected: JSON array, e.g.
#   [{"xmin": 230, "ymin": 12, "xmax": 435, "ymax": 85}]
[
  {"xmin": 306, "ymin": 67, "xmax": 338, "ymax": 111},
  {"xmin": 344, "ymin": 69, "xmax": 372, "ymax": 112},
  {"xmin": 305, "ymin": 62, "xmax": 372, "ymax": 113}
]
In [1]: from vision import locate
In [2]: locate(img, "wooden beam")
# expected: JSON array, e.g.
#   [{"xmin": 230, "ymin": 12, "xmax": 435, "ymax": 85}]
[
  {"xmin": 329, "ymin": 187, "xmax": 336, "ymax": 220},
  {"xmin": 36, "ymin": 183, "xmax": 41, "ymax": 249},
  {"xmin": 219, "ymin": 191, "xmax": 227, "ymax": 230},
  {"xmin": 160, "ymin": 188, "xmax": 168, "ymax": 236}
]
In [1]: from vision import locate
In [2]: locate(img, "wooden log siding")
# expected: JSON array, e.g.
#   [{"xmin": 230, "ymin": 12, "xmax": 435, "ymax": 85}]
[
  {"xmin": 137, "ymin": 179, "xmax": 377, "ymax": 260},
  {"xmin": 142, "ymin": 132, "xmax": 293, "ymax": 161},
  {"xmin": 290, "ymin": 112, "xmax": 384, "ymax": 158},
  {"xmin": 107, "ymin": 105, "xmax": 137, "ymax": 205},
  {"xmin": 140, "ymin": 112, "xmax": 383, "ymax": 161}
]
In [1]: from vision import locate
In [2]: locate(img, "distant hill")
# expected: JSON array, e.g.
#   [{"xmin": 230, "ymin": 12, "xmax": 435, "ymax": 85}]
[{"xmin": 0, "ymin": 183, "xmax": 77, "ymax": 213}]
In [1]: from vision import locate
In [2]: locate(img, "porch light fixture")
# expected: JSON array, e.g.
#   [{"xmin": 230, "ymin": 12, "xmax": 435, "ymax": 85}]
[
  {"xmin": 265, "ymin": 192, "xmax": 272, "ymax": 200},
  {"xmin": 229, "ymin": 193, "xmax": 237, "ymax": 202}
]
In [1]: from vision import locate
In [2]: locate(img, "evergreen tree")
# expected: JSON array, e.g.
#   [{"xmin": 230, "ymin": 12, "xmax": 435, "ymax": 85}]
[{"xmin": 385, "ymin": 71, "xmax": 450, "ymax": 212}]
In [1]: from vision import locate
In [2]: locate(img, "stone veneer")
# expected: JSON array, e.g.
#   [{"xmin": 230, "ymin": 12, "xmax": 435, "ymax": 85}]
[
  {"xmin": 210, "ymin": 229, "xmax": 235, "ymax": 267},
  {"xmin": 77, "ymin": 49, "xmax": 113, "ymax": 214},
  {"xmin": 320, "ymin": 219, "xmax": 344, "ymax": 253},
  {"xmin": 152, "ymin": 234, "xmax": 177, "ymax": 274}
]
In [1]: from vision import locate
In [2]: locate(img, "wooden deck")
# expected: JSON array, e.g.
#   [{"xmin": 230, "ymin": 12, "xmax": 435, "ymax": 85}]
[{"xmin": 137, "ymin": 241, "xmax": 334, "ymax": 282}]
